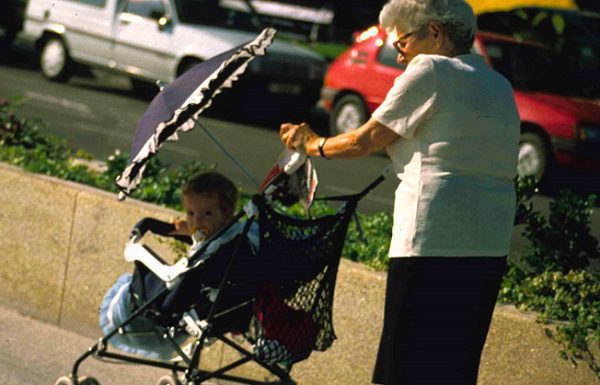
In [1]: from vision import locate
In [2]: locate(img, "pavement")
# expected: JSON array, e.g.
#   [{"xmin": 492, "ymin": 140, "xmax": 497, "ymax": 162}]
[{"xmin": 0, "ymin": 304, "xmax": 247, "ymax": 384}]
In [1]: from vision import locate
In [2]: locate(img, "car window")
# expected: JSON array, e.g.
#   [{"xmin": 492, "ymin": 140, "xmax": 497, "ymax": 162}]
[
  {"xmin": 124, "ymin": 0, "xmax": 166, "ymax": 19},
  {"xmin": 72, "ymin": 0, "xmax": 107, "ymax": 6},
  {"xmin": 478, "ymin": 8, "xmax": 600, "ymax": 46},
  {"xmin": 483, "ymin": 40, "xmax": 599, "ymax": 99},
  {"xmin": 173, "ymin": 0, "xmax": 331, "ymax": 39},
  {"xmin": 175, "ymin": 0, "xmax": 253, "ymax": 30},
  {"xmin": 377, "ymin": 40, "xmax": 405, "ymax": 70}
]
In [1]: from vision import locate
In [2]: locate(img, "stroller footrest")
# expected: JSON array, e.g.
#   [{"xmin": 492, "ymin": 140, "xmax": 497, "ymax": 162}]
[
  {"xmin": 181, "ymin": 310, "xmax": 209, "ymax": 337},
  {"xmin": 124, "ymin": 243, "xmax": 189, "ymax": 285}
]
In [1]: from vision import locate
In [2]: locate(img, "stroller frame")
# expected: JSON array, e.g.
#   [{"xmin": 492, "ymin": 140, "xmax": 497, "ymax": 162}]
[{"xmin": 57, "ymin": 172, "xmax": 387, "ymax": 385}]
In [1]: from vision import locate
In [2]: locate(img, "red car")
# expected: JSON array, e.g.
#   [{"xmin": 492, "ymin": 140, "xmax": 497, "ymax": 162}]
[{"xmin": 320, "ymin": 26, "xmax": 600, "ymax": 180}]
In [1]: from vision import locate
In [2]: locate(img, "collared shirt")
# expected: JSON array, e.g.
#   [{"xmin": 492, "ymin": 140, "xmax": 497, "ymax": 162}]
[{"xmin": 373, "ymin": 53, "xmax": 520, "ymax": 257}]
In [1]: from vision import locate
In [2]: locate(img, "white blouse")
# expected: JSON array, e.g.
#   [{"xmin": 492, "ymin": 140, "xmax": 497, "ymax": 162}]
[{"xmin": 373, "ymin": 54, "xmax": 520, "ymax": 257}]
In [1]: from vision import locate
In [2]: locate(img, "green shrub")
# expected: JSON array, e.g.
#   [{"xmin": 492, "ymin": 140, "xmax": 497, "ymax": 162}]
[
  {"xmin": 0, "ymin": 96, "xmax": 213, "ymax": 209},
  {"xmin": 343, "ymin": 211, "xmax": 392, "ymax": 271},
  {"xmin": 98, "ymin": 149, "xmax": 212, "ymax": 210},
  {"xmin": 502, "ymin": 176, "xmax": 600, "ymax": 376}
]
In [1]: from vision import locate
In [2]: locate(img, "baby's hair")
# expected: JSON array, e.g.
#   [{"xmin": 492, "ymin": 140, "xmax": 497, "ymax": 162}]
[{"xmin": 182, "ymin": 171, "xmax": 238, "ymax": 217}]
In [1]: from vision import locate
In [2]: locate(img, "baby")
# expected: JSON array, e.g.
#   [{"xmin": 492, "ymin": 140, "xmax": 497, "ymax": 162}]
[
  {"xmin": 99, "ymin": 171, "xmax": 248, "ymax": 360},
  {"xmin": 170, "ymin": 171, "xmax": 238, "ymax": 252}
]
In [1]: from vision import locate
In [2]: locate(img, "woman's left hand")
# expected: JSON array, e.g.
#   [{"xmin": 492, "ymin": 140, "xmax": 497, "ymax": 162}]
[{"xmin": 280, "ymin": 122, "xmax": 319, "ymax": 154}]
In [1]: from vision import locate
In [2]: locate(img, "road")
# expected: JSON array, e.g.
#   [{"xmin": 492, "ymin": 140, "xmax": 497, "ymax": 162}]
[
  {"xmin": 0, "ymin": 45, "xmax": 598, "ymax": 253},
  {"xmin": 0, "ymin": 45, "xmax": 398, "ymax": 215}
]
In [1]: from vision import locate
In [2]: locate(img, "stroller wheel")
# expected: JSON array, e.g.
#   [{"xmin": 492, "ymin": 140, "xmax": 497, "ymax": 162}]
[
  {"xmin": 54, "ymin": 376, "xmax": 100, "ymax": 385},
  {"xmin": 79, "ymin": 377, "xmax": 101, "ymax": 385},
  {"xmin": 156, "ymin": 374, "xmax": 181, "ymax": 385},
  {"xmin": 54, "ymin": 376, "xmax": 74, "ymax": 385}
]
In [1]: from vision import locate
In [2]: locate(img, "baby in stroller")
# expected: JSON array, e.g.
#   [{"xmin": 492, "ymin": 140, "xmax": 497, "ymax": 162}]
[
  {"xmin": 99, "ymin": 171, "xmax": 262, "ymax": 361},
  {"xmin": 60, "ymin": 151, "xmax": 368, "ymax": 385},
  {"xmin": 99, "ymin": 169, "xmax": 317, "ymax": 369}
]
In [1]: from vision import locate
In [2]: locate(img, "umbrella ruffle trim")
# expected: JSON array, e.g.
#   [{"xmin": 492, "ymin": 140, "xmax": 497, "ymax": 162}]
[{"xmin": 116, "ymin": 27, "xmax": 277, "ymax": 197}]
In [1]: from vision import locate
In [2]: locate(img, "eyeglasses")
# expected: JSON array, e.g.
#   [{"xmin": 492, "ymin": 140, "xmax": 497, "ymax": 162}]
[{"xmin": 392, "ymin": 31, "xmax": 416, "ymax": 53}]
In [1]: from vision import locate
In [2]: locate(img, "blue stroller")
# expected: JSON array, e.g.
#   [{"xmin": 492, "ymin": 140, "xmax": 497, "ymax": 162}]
[{"xmin": 54, "ymin": 151, "xmax": 387, "ymax": 385}]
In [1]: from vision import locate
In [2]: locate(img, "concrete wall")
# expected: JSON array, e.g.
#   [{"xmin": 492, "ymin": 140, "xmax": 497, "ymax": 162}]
[{"xmin": 0, "ymin": 163, "xmax": 597, "ymax": 384}]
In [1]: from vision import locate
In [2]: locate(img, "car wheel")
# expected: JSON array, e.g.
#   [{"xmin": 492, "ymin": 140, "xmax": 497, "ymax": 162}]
[
  {"xmin": 40, "ymin": 37, "xmax": 72, "ymax": 82},
  {"xmin": 330, "ymin": 94, "xmax": 368, "ymax": 135},
  {"xmin": 517, "ymin": 131, "xmax": 549, "ymax": 181},
  {"xmin": 179, "ymin": 59, "xmax": 202, "ymax": 76}
]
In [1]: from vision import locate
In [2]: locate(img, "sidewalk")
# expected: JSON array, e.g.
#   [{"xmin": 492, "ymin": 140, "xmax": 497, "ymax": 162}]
[{"xmin": 0, "ymin": 304, "xmax": 245, "ymax": 385}]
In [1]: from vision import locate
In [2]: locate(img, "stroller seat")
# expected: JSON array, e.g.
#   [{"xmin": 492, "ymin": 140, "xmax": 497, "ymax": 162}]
[{"xmin": 99, "ymin": 218, "xmax": 260, "ymax": 360}]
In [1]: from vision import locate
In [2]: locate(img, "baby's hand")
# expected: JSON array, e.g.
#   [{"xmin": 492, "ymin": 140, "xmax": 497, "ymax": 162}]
[{"xmin": 170, "ymin": 218, "xmax": 191, "ymax": 235}]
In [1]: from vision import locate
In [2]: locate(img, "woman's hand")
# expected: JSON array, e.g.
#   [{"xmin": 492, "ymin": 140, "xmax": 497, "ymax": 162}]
[{"xmin": 279, "ymin": 122, "xmax": 319, "ymax": 154}]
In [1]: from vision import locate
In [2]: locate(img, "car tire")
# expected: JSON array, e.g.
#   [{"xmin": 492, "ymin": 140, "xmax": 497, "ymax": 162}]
[
  {"xmin": 330, "ymin": 94, "xmax": 368, "ymax": 135},
  {"xmin": 518, "ymin": 131, "xmax": 550, "ymax": 181},
  {"xmin": 179, "ymin": 58, "xmax": 202, "ymax": 76},
  {"xmin": 39, "ymin": 36, "xmax": 72, "ymax": 82}
]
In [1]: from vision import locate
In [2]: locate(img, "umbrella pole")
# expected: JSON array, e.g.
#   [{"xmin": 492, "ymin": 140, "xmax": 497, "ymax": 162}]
[{"xmin": 192, "ymin": 118, "xmax": 260, "ymax": 189}]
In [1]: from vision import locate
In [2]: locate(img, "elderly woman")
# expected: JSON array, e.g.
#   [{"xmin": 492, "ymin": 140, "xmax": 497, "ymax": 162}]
[{"xmin": 280, "ymin": 0, "xmax": 520, "ymax": 384}]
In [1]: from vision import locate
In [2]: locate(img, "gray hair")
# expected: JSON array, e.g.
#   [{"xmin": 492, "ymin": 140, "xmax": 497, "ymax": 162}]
[{"xmin": 379, "ymin": 0, "xmax": 476, "ymax": 53}]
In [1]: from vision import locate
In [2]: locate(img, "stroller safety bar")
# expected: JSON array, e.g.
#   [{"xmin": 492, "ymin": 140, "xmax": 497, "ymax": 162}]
[
  {"xmin": 124, "ymin": 243, "xmax": 189, "ymax": 287},
  {"xmin": 129, "ymin": 217, "xmax": 192, "ymax": 244}
]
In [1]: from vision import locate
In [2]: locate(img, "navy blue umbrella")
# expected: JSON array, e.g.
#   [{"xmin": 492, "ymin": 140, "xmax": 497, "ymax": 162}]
[{"xmin": 116, "ymin": 28, "xmax": 276, "ymax": 198}]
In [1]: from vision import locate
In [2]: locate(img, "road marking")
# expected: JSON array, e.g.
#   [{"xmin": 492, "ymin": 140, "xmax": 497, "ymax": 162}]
[{"xmin": 24, "ymin": 90, "xmax": 92, "ymax": 114}]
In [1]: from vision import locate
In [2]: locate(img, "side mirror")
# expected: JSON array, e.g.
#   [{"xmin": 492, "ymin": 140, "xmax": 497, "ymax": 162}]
[{"xmin": 148, "ymin": 10, "xmax": 170, "ymax": 30}]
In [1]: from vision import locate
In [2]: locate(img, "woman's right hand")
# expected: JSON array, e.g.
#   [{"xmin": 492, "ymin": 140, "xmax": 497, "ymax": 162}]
[{"xmin": 279, "ymin": 122, "xmax": 319, "ymax": 155}]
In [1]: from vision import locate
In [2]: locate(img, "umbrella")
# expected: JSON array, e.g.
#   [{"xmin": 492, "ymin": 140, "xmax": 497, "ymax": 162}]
[{"xmin": 116, "ymin": 27, "xmax": 277, "ymax": 198}]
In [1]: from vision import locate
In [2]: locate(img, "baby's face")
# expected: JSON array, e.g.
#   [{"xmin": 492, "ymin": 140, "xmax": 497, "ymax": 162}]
[{"xmin": 182, "ymin": 192, "xmax": 230, "ymax": 239}]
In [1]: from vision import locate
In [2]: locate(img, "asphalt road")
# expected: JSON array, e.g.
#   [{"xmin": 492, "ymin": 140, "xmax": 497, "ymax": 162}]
[
  {"xmin": 0, "ymin": 44, "xmax": 598, "ymax": 253},
  {"xmin": 0, "ymin": 44, "xmax": 398, "ymax": 215}
]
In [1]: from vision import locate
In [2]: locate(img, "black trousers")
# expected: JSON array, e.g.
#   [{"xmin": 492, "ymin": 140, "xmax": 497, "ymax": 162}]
[{"xmin": 372, "ymin": 256, "xmax": 507, "ymax": 385}]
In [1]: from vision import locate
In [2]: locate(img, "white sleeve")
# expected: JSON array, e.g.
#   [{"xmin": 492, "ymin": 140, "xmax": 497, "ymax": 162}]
[{"xmin": 372, "ymin": 55, "xmax": 437, "ymax": 139}]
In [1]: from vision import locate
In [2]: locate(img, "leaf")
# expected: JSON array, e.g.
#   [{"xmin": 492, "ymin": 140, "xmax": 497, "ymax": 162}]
[
  {"xmin": 532, "ymin": 12, "xmax": 549, "ymax": 27},
  {"xmin": 552, "ymin": 14, "xmax": 566, "ymax": 35}
]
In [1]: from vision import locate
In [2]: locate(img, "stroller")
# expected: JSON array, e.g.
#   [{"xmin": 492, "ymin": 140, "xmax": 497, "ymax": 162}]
[{"xmin": 54, "ymin": 151, "xmax": 387, "ymax": 385}]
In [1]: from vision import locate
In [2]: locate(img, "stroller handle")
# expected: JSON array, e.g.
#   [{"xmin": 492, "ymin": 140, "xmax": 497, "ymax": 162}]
[{"xmin": 129, "ymin": 217, "xmax": 193, "ymax": 245}]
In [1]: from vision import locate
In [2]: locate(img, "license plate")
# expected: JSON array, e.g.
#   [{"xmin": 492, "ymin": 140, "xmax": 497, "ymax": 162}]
[{"xmin": 267, "ymin": 82, "xmax": 303, "ymax": 95}]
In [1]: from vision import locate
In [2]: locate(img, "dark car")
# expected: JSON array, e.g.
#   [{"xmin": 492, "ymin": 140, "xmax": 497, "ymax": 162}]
[
  {"xmin": 320, "ymin": 26, "xmax": 600, "ymax": 180},
  {"xmin": 477, "ymin": 6, "xmax": 600, "ymax": 99},
  {"xmin": 0, "ymin": 0, "xmax": 27, "ymax": 54}
]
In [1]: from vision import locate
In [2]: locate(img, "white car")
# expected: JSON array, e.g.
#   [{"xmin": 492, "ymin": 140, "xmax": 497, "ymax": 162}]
[{"xmin": 21, "ymin": 0, "xmax": 328, "ymax": 115}]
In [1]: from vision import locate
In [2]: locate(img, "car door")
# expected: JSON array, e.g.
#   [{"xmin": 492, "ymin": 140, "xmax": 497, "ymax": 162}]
[{"xmin": 113, "ymin": 0, "xmax": 174, "ymax": 81}]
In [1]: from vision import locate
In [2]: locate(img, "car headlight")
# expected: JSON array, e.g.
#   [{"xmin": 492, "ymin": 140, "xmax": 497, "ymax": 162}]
[{"xmin": 578, "ymin": 124, "xmax": 600, "ymax": 143}]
